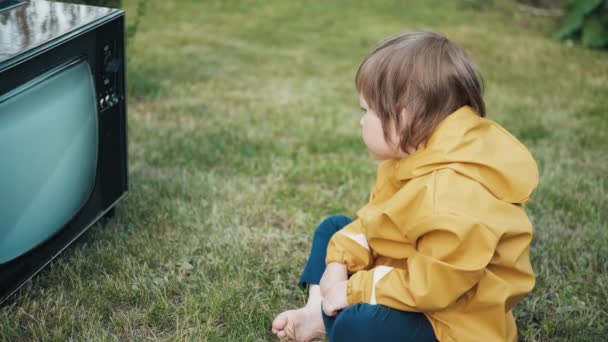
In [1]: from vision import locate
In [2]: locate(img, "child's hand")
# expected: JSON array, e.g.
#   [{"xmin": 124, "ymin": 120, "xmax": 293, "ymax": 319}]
[
  {"xmin": 322, "ymin": 280, "xmax": 348, "ymax": 316},
  {"xmin": 320, "ymin": 262, "xmax": 347, "ymax": 296}
]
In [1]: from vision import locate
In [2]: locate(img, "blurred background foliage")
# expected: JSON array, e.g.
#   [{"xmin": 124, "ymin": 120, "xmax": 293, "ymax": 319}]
[
  {"xmin": 555, "ymin": 0, "xmax": 608, "ymax": 48},
  {"xmin": 66, "ymin": 0, "xmax": 607, "ymax": 50}
]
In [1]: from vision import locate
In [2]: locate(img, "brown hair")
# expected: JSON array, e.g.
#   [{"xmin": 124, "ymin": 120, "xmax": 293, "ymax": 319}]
[{"xmin": 355, "ymin": 31, "xmax": 485, "ymax": 152}]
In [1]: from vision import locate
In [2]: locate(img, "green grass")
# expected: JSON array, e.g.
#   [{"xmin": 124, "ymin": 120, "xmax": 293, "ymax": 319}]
[{"xmin": 2, "ymin": 0, "xmax": 607, "ymax": 340}]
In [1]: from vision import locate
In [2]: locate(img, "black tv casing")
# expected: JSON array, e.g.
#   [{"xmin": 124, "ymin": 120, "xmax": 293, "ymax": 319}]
[{"xmin": 0, "ymin": 0, "xmax": 128, "ymax": 304}]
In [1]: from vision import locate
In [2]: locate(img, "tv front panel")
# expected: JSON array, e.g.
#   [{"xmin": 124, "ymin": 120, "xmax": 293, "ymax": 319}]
[{"xmin": 0, "ymin": 60, "xmax": 98, "ymax": 263}]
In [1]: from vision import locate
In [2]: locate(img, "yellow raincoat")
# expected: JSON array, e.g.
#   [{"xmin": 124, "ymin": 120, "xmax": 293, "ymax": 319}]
[{"xmin": 326, "ymin": 105, "xmax": 539, "ymax": 342}]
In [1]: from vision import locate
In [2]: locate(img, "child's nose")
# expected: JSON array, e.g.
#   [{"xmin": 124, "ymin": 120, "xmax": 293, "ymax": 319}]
[{"xmin": 360, "ymin": 117, "xmax": 364, "ymax": 126}]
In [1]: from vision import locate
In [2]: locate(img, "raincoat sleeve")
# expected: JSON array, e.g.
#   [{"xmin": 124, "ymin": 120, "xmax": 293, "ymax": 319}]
[
  {"xmin": 346, "ymin": 211, "xmax": 499, "ymax": 311},
  {"xmin": 325, "ymin": 163, "xmax": 392, "ymax": 272},
  {"xmin": 325, "ymin": 218, "xmax": 373, "ymax": 272}
]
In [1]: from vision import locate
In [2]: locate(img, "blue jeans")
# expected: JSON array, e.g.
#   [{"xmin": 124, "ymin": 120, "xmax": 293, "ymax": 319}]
[{"xmin": 299, "ymin": 215, "xmax": 437, "ymax": 342}]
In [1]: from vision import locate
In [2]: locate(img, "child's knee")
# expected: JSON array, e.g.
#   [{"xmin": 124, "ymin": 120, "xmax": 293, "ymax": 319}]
[{"xmin": 316, "ymin": 215, "xmax": 351, "ymax": 237}]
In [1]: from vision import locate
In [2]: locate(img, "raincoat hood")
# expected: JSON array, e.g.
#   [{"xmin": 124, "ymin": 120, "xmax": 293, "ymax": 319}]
[{"xmin": 394, "ymin": 105, "xmax": 539, "ymax": 203}]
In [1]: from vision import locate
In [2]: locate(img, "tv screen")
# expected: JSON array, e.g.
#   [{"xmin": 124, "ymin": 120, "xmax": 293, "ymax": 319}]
[{"xmin": 0, "ymin": 59, "xmax": 98, "ymax": 263}]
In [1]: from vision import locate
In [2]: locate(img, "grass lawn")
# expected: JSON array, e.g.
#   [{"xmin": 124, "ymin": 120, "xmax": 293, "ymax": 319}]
[{"xmin": 1, "ymin": 0, "xmax": 607, "ymax": 340}]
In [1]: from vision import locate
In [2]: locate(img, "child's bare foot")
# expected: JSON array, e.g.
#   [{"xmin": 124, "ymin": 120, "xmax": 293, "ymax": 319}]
[{"xmin": 272, "ymin": 304, "xmax": 325, "ymax": 341}]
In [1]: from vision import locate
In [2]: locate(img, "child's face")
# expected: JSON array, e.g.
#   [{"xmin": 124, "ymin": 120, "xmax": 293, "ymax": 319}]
[{"xmin": 359, "ymin": 95, "xmax": 411, "ymax": 160}]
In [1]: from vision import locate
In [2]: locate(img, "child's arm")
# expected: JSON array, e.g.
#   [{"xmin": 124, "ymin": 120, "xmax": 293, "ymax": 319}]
[
  {"xmin": 325, "ymin": 219, "xmax": 373, "ymax": 273},
  {"xmin": 323, "ymin": 162, "xmax": 390, "ymax": 274},
  {"xmin": 344, "ymin": 213, "xmax": 502, "ymax": 311},
  {"xmin": 321, "ymin": 280, "xmax": 348, "ymax": 316},
  {"xmin": 319, "ymin": 262, "xmax": 347, "ymax": 296},
  {"xmin": 320, "ymin": 214, "xmax": 503, "ymax": 316}
]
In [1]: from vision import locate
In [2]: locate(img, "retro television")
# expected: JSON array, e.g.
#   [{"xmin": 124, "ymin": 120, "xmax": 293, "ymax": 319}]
[{"xmin": 0, "ymin": 0, "xmax": 127, "ymax": 303}]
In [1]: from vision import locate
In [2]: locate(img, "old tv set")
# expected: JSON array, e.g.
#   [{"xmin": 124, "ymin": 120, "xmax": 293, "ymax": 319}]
[{"xmin": 0, "ymin": 0, "xmax": 128, "ymax": 303}]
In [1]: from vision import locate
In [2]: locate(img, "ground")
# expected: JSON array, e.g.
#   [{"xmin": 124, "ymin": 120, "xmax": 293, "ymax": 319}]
[{"xmin": 1, "ymin": 0, "xmax": 607, "ymax": 340}]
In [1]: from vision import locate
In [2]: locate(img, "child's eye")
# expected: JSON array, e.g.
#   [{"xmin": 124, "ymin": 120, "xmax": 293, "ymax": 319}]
[{"xmin": 360, "ymin": 107, "xmax": 367, "ymax": 113}]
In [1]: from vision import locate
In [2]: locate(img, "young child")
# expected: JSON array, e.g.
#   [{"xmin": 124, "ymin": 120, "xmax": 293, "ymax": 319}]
[{"xmin": 272, "ymin": 31, "xmax": 538, "ymax": 342}]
